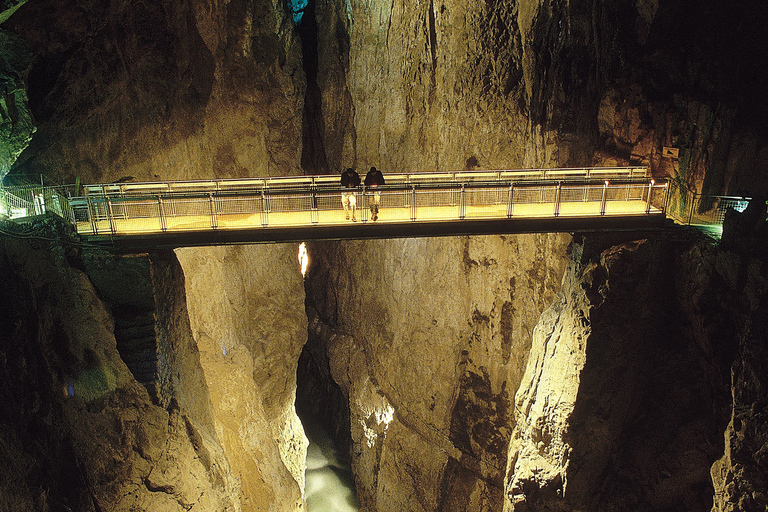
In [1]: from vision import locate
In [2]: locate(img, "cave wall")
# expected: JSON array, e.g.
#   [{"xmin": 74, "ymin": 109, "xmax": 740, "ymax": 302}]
[
  {"xmin": 311, "ymin": 0, "xmax": 768, "ymax": 196},
  {"xmin": 175, "ymin": 244, "xmax": 310, "ymax": 512},
  {"xmin": 4, "ymin": 0, "xmax": 305, "ymax": 183},
  {"xmin": 304, "ymin": 234, "xmax": 572, "ymax": 511},
  {"xmin": 504, "ymin": 231, "xmax": 768, "ymax": 512},
  {"xmin": 0, "ymin": 220, "xmax": 239, "ymax": 511}
]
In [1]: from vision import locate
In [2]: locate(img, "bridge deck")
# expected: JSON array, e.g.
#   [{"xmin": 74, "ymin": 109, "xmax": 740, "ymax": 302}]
[{"xmin": 70, "ymin": 169, "xmax": 668, "ymax": 249}]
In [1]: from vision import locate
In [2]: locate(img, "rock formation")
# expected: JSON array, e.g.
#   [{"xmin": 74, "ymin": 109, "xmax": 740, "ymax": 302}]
[
  {"xmin": 1, "ymin": 0, "xmax": 768, "ymax": 510},
  {"xmin": 302, "ymin": 234, "xmax": 572, "ymax": 510},
  {"xmin": 0, "ymin": 219, "xmax": 239, "ymax": 510}
]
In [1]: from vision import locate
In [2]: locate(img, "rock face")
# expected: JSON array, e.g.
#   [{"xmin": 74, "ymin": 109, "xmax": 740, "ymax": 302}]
[
  {"xmin": 0, "ymin": 25, "xmax": 34, "ymax": 181},
  {"xmin": 303, "ymin": 234, "xmax": 572, "ymax": 511},
  {"xmin": 4, "ymin": 0, "xmax": 304, "ymax": 183},
  {"xmin": 175, "ymin": 244, "xmax": 309, "ymax": 512},
  {"xmin": 504, "ymin": 234, "xmax": 737, "ymax": 510},
  {"xmin": 0, "ymin": 219, "xmax": 238, "ymax": 511},
  {"xmin": 504, "ymin": 229, "xmax": 768, "ymax": 512}
]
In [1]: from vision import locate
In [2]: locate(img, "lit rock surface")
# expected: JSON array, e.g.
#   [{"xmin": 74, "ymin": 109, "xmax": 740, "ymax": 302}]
[
  {"xmin": 176, "ymin": 244, "xmax": 309, "ymax": 512},
  {"xmin": 304, "ymin": 234, "xmax": 572, "ymax": 511},
  {"xmin": 505, "ymin": 234, "xmax": 768, "ymax": 511}
]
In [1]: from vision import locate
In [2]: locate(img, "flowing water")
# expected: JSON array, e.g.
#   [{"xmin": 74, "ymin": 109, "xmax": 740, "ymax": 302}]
[{"xmin": 304, "ymin": 422, "xmax": 360, "ymax": 511}]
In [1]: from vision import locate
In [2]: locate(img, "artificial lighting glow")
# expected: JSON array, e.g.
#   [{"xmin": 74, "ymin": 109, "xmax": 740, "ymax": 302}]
[
  {"xmin": 298, "ymin": 242, "xmax": 309, "ymax": 277},
  {"xmin": 360, "ymin": 404, "xmax": 395, "ymax": 448}
]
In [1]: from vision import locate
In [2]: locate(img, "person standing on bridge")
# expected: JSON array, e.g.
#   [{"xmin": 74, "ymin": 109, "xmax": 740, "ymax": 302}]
[
  {"xmin": 365, "ymin": 166, "xmax": 385, "ymax": 221},
  {"xmin": 340, "ymin": 167, "xmax": 360, "ymax": 221}
]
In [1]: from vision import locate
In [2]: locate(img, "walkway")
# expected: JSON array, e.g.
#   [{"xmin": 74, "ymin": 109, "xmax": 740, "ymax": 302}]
[{"xmin": 64, "ymin": 167, "xmax": 667, "ymax": 249}]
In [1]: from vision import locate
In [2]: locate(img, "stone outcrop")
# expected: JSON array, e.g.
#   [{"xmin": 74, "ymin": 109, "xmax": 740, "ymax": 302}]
[
  {"xmin": 4, "ymin": 0, "xmax": 304, "ymax": 184},
  {"xmin": 0, "ymin": 218, "xmax": 238, "ymax": 511},
  {"xmin": 505, "ymin": 231, "xmax": 768, "ymax": 511},
  {"xmin": 0, "ymin": 25, "xmax": 34, "ymax": 181}
]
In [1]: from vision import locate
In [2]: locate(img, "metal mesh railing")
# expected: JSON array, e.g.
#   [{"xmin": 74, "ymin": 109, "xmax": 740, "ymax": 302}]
[
  {"xmin": 663, "ymin": 181, "xmax": 753, "ymax": 230},
  {"xmin": 67, "ymin": 174, "xmax": 668, "ymax": 237},
  {"xmin": 1, "ymin": 185, "xmax": 74, "ymax": 223}
]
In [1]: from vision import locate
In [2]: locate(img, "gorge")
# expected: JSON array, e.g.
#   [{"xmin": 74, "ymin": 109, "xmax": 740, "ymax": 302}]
[{"xmin": 1, "ymin": 0, "xmax": 767, "ymax": 511}]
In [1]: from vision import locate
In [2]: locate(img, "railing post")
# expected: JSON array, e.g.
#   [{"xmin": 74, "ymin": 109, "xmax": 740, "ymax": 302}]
[
  {"xmin": 645, "ymin": 180, "xmax": 655, "ymax": 214},
  {"xmin": 600, "ymin": 180, "xmax": 608, "ymax": 215},
  {"xmin": 410, "ymin": 185, "xmax": 416, "ymax": 221},
  {"xmin": 261, "ymin": 187, "xmax": 269, "ymax": 226},
  {"xmin": 554, "ymin": 181, "xmax": 562, "ymax": 216},
  {"xmin": 106, "ymin": 196, "xmax": 117, "ymax": 234},
  {"xmin": 208, "ymin": 192, "xmax": 218, "ymax": 229},
  {"xmin": 87, "ymin": 195, "xmax": 98, "ymax": 234},
  {"xmin": 662, "ymin": 182, "xmax": 669, "ymax": 215},
  {"xmin": 158, "ymin": 196, "xmax": 167, "ymax": 232},
  {"xmin": 311, "ymin": 185, "xmax": 319, "ymax": 224},
  {"xmin": 459, "ymin": 185, "xmax": 466, "ymax": 219},
  {"xmin": 507, "ymin": 184, "xmax": 514, "ymax": 218}
]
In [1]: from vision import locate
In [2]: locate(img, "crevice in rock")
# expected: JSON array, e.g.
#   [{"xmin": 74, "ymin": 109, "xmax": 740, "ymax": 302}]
[
  {"xmin": 112, "ymin": 305, "xmax": 159, "ymax": 398},
  {"xmin": 295, "ymin": 306, "xmax": 352, "ymax": 463},
  {"xmin": 296, "ymin": 0, "xmax": 329, "ymax": 174}
]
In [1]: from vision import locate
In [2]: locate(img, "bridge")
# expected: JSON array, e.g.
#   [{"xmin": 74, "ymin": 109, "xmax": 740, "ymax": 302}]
[{"xmin": 4, "ymin": 165, "xmax": 738, "ymax": 250}]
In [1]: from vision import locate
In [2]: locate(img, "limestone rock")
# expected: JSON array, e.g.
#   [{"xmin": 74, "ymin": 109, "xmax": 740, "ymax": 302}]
[
  {"xmin": 176, "ymin": 244, "xmax": 309, "ymax": 512},
  {"xmin": 0, "ymin": 219, "xmax": 238, "ymax": 511},
  {"xmin": 505, "ymin": 233, "xmax": 768, "ymax": 511},
  {"xmin": 304, "ymin": 234, "xmax": 571, "ymax": 511}
]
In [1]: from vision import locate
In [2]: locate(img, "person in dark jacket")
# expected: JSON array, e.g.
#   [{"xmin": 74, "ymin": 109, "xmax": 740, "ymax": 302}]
[
  {"xmin": 364, "ymin": 166, "xmax": 385, "ymax": 221},
  {"xmin": 340, "ymin": 168, "xmax": 360, "ymax": 221}
]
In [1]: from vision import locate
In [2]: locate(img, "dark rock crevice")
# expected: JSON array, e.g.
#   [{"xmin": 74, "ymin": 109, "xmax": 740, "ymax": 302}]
[{"xmin": 296, "ymin": 0, "xmax": 329, "ymax": 174}]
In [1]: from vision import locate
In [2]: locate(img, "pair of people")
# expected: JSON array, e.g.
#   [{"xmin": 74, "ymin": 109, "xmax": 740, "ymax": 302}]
[{"xmin": 340, "ymin": 167, "xmax": 385, "ymax": 221}]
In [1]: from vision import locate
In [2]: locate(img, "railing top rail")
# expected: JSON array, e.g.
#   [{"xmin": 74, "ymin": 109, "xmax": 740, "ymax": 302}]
[
  {"xmin": 77, "ymin": 176, "xmax": 662, "ymax": 201},
  {"xmin": 80, "ymin": 167, "xmax": 650, "ymax": 197}
]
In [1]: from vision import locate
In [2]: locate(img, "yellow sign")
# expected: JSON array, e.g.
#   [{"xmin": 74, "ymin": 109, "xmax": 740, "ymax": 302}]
[{"xmin": 662, "ymin": 146, "xmax": 679, "ymax": 159}]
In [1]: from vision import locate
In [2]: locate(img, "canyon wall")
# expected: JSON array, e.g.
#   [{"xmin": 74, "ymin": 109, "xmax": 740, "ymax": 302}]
[
  {"xmin": 311, "ymin": 0, "xmax": 768, "ymax": 208},
  {"xmin": 175, "ymin": 244, "xmax": 309, "ymax": 512},
  {"xmin": 303, "ymin": 234, "xmax": 572, "ymax": 511},
  {"xmin": 0, "ymin": 219, "xmax": 240, "ymax": 510},
  {"xmin": 4, "ymin": 0, "xmax": 305, "ymax": 183},
  {"xmin": 301, "ymin": 226, "xmax": 767, "ymax": 512}
]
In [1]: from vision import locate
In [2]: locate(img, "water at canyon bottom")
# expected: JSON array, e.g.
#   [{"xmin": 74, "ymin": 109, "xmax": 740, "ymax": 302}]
[{"xmin": 304, "ymin": 422, "xmax": 360, "ymax": 511}]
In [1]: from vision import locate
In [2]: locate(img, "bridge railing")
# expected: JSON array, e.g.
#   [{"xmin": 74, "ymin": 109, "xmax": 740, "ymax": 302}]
[
  {"xmin": 79, "ymin": 166, "xmax": 649, "ymax": 197},
  {"xmin": 663, "ymin": 180, "xmax": 753, "ymax": 232},
  {"xmin": 0, "ymin": 185, "xmax": 74, "ymax": 223},
  {"xmin": 70, "ymin": 173, "xmax": 667, "ymax": 236}
]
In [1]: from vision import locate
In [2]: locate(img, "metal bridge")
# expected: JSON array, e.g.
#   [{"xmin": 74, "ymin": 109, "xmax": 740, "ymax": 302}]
[{"xmin": 2, "ymin": 166, "xmax": 729, "ymax": 250}]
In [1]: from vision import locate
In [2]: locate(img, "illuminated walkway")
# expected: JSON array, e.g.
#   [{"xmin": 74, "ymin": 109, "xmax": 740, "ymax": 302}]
[{"xmin": 63, "ymin": 167, "xmax": 669, "ymax": 249}]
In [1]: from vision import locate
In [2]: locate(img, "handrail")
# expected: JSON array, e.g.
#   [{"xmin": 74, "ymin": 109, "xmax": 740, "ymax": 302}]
[
  {"xmin": 80, "ymin": 167, "xmax": 649, "ymax": 197},
  {"xmin": 68, "ymin": 172, "xmax": 668, "ymax": 238},
  {"xmin": 5, "ymin": 166, "xmax": 752, "ymax": 243}
]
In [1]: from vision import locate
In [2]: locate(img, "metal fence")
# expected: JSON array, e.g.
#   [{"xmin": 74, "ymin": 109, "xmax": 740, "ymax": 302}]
[
  {"xmin": 18, "ymin": 166, "xmax": 758, "ymax": 241},
  {"xmin": 69, "ymin": 175, "xmax": 668, "ymax": 237},
  {"xmin": 663, "ymin": 181, "xmax": 752, "ymax": 229},
  {"xmin": 0, "ymin": 185, "xmax": 74, "ymax": 223}
]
